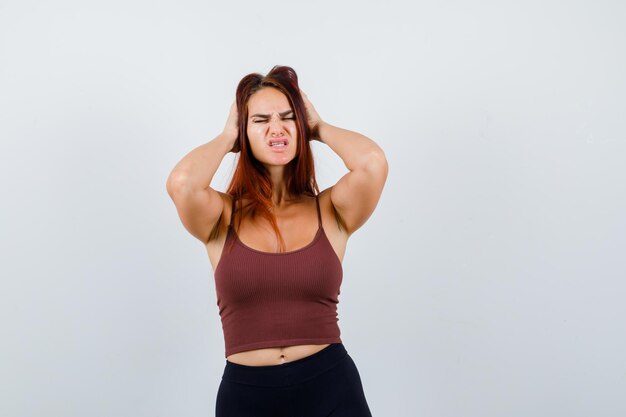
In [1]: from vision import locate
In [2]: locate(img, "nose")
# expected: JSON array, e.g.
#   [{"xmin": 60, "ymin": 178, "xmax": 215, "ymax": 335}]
[{"xmin": 269, "ymin": 114, "xmax": 285, "ymax": 136}]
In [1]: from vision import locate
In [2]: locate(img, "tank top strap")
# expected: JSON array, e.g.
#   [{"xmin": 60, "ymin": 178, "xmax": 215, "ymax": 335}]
[
  {"xmin": 229, "ymin": 195, "xmax": 236, "ymax": 228},
  {"xmin": 315, "ymin": 194, "xmax": 322, "ymax": 230}
]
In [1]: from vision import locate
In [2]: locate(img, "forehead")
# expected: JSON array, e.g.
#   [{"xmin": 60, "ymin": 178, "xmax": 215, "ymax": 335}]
[{"xmin": 247, "ymin": 87, "xmax": 291, "ymax": 113}]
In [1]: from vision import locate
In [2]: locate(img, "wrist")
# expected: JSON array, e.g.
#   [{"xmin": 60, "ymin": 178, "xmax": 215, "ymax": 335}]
[
  {"xmin": 221, "ymin": 129, "xmax": 238, "ymax": 142},
  {"xmin": 310, "ymin": 120, "xmax": 325, "ymax": 142},
  {"xmin": 217, "ymin": 131, "xmax": 239, "ymax": 153}
]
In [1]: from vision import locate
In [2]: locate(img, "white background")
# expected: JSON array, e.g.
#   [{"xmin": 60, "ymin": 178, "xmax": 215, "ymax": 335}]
[{"xmin": 1, "ymin": 1, "xmax": 625, "ymax": 416}]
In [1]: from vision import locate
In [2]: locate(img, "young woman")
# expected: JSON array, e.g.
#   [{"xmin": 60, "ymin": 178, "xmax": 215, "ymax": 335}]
[{"xmin": 166, "ymin": 65, "xmax": 388, "ymax": 417}]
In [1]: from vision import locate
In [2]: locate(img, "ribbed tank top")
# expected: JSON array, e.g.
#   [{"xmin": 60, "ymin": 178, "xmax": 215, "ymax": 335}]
[{"xmin": 213, "ymin": 194, "xmax": 343, "ymax": 357}]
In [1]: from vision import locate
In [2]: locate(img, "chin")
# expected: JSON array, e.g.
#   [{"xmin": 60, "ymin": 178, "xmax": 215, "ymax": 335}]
[
  {"xmin": 256, "ymin": 152, "xmax": 297, "ymax": 167},
  {"xmin": 264, "ymin": 158, "xmax": 296, "ymax": 167}
]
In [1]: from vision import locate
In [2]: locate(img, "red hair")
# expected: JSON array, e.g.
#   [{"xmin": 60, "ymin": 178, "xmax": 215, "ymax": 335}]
[{"xmin": 226, "ymin": 65, "xmax": 319, "ymax": 252}]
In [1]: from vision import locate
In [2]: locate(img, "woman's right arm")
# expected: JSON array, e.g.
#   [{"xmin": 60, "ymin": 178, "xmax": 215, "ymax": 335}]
[{"xmin": 165, "ymin": 102, "xmax": 239, "ymax": 243}]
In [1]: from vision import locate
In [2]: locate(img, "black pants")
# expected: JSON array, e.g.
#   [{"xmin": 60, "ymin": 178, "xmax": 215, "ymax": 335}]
[{"xmin": 216, "ymin": 343, "xmax": 373, "ymax": 417}]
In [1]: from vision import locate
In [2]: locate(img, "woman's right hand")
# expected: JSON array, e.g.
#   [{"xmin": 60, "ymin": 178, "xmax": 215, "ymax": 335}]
[{"xmin": 223, "ymin": 101, "xmax": 240, "ymax": 153}]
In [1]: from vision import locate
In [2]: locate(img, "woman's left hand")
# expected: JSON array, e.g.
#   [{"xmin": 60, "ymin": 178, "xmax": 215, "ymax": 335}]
[{"xmin": 301, "ymin": 91, "xmax": 323, "ymax": 140}]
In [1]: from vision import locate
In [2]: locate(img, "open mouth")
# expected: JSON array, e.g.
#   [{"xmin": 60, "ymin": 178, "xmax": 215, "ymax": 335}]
[{"xmin": 268, "ymin": 138, "xmax": 289, "ymax": 148}]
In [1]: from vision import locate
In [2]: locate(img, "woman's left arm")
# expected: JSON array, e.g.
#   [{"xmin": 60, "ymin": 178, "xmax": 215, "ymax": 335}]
[{"xmin": 303, "ymin": 93, "xmax": 389, "ymax": 236}]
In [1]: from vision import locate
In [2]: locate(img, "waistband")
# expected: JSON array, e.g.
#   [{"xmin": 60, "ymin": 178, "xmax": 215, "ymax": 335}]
[{"xmin": 221, "ymin": 343, "xmax": 349, "ymax": 387}]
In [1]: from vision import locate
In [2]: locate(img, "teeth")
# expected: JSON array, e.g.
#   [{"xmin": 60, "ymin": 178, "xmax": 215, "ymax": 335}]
[{"xmin": 271, "ymin": 142, "xmax": 286, "ymax": 146}]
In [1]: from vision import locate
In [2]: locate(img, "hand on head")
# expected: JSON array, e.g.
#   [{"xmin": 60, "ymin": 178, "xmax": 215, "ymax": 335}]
[
  {"xmin": 301, "ymin": 91, "xmax": 323, "ymax": 141},
  {"xmin": 223, "ymin": 101, "xmax": 240, "ymax": 153}
]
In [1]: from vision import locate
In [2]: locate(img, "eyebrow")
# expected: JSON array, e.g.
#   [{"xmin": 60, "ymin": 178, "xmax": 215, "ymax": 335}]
[{"xmin": 249, "ymin": 109, "xmax": 294, "ymax": 119}]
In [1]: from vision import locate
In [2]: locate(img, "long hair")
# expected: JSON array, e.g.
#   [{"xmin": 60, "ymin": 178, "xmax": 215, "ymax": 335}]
[{"xmin": 226, "ymin": 65, "xmax": 319, "ymax": 252}]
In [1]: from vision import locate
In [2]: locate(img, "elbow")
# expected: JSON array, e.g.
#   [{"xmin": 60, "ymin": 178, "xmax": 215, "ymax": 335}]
[
  {"xmin": 363, "ymin": 148, "xmax": 389, "ymax": 179},
  {"xmin": 166, "ymin": 170, "xmax": 192, "ymax": 197}
]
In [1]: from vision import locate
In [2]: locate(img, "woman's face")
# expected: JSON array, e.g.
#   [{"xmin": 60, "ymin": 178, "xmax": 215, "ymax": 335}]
[{"xmin": 246, "ymin": 87, "xmax": 298, "ymax": 167}]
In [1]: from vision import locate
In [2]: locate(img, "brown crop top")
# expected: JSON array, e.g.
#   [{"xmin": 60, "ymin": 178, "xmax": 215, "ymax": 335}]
[{"xmin": 213, "ymin": 194, "xmax": 343, "ymax": 357}]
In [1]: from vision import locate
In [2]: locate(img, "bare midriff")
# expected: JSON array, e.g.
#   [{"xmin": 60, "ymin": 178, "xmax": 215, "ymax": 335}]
[{"xmin": 226, "ymin": 343, "xmax": 331, "ymax": 366}]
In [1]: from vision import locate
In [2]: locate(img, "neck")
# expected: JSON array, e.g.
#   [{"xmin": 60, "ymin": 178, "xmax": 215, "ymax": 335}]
[{"xmin": 266, "ymin": 165, "xmax": 290, "ymax": 206}]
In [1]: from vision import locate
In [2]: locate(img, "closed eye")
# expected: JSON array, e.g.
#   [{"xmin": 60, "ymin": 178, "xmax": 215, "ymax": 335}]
[{"xmin": 252, "ymin": 117, "xmax": 294, "ymax": 123}]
